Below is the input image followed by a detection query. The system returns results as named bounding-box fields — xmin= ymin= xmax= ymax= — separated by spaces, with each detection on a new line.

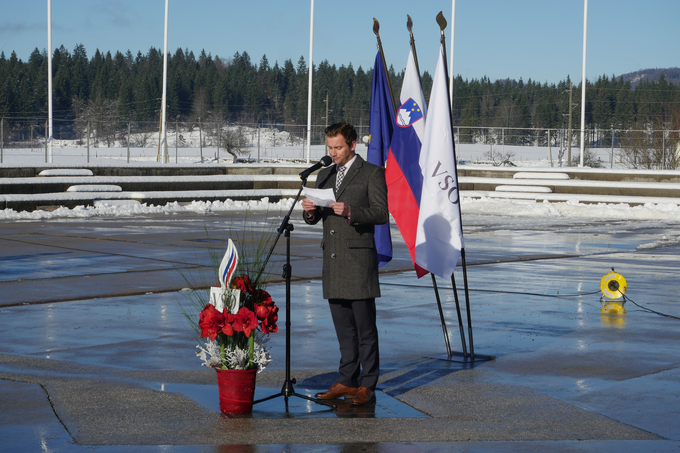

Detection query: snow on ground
xmin=462 ymin=197 xmax=680 ymax=220
xmin=2 ymin=125 xmax=314 ymax=165
xmin=2 ymin=137 xmax=679 ymax=222
xmin=2 ymin=195 xmax=680 ymax=222
xmin=1 ymin=139 xmax=620 ymax=168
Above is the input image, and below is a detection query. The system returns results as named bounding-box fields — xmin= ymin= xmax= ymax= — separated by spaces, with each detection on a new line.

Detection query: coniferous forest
xmin=1 ymin=45 xmax=680 ymax=146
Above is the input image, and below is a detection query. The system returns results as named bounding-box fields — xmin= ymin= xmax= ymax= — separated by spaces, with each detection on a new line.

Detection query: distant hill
xmin=617 ymin=67 xmax=680 ymax=88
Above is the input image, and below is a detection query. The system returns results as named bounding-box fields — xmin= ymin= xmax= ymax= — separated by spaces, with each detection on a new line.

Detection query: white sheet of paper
xmin=303 ymin=187 xmax=336 ymax=207
xmin=210 ymin=286 xmax=241 ymax=314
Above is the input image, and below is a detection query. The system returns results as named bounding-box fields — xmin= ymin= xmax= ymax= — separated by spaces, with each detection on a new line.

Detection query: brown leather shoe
xmin=315 ymin=382 xmax=358 ymax=400
xmin=350 ymin=386 xmax=376 ymax=406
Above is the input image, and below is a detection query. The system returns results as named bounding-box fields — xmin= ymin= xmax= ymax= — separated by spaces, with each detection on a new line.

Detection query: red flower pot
xmin=215 ymin=368 xmax=258 ymax=414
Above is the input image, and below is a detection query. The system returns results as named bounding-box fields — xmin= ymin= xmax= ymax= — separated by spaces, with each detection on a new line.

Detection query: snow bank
xmin=66 ymin=185 xmax=123 ymax=192
xmin=636 ymin=235 xmax=680 ymax=250
xmin=39 ymin=169 xmax=94 ymax=177
xmin=3 ymin=195 xmax=680 ymax=222
xmin=0 ymin=197 xmax=296 ymax=221
xmin=461 ymin=197 xmax=680 ymax=220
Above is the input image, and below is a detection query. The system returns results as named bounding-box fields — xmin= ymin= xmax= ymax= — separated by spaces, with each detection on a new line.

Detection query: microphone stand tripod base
xmin=427 ymin=351 xmax=496 ymax=363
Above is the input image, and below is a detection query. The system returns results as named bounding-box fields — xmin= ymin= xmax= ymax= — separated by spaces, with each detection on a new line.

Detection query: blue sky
xmin=1 ymin=0 xmax=678 ymax=84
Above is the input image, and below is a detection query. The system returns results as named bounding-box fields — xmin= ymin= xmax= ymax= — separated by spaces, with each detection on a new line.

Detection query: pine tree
xmin=613 ymin=80 xmax=634 ymax=130
xmin=281 ymin=59 xmax=297 ymax=125
xmin=0 ymin=51 xmax=9 ymax=117
xmin=294 ymin=56 xmax=308 ymax=126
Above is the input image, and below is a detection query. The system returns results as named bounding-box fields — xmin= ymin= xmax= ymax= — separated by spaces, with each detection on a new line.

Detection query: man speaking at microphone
xmin=301 ymin=122 xmax=389 ymax=406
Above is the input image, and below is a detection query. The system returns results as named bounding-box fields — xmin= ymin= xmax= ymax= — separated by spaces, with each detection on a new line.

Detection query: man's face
xmin=327 ymin=134 xmax=356 ymax=167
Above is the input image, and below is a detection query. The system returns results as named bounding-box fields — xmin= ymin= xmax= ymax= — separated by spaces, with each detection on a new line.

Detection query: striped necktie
xmin=335 ymin=166 xmax=346 ymax=192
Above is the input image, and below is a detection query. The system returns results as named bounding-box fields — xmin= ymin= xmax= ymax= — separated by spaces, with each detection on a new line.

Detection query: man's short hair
xmin=325 ymin=122 xmax=357 ymax=147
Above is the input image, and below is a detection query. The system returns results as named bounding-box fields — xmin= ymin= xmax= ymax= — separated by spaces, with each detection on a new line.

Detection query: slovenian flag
xmin=415 ymin=44 xmax=464 ymax=279
xmin=367 ymin=51 xmax=394 ymax=267
xmin=386 ymin=49 xmax=429 ymax=277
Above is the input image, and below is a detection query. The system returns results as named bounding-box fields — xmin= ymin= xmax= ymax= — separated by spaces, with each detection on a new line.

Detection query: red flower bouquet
xmin=196 ymin=272 xmax=278 ymax=371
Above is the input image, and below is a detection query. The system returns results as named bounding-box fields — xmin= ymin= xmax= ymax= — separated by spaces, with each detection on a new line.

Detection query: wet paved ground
xmin=1 ymin=211 xmax=679 ymax=452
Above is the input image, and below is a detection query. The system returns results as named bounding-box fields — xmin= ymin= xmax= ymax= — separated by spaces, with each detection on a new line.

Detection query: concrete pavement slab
xmin=1 ymin=212 xmax=679 ymax=451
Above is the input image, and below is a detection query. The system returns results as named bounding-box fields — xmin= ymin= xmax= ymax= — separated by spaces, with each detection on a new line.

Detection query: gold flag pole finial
xmin=373 ymin=18 xmax=381 ymax=51
xmin=436 ymin=11 xmax=447 ymax=42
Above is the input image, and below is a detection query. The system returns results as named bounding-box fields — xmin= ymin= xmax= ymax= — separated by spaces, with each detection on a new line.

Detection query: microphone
xmin=299 ymin=155 xmax=333 ymax=180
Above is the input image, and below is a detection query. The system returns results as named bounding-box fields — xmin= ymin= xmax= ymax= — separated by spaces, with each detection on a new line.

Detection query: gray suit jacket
xmin=303 ymin=154 xmax=389 ymax=300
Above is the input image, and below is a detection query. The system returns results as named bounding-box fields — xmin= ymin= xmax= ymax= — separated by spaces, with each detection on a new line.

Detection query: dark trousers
xmin=328 ymin=298 xmax=379 ymax=390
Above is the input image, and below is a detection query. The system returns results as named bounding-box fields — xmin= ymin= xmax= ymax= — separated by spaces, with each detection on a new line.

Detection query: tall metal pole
xmin=449 ymin=0 xmax=456 ymax=107
xmin=305 ymin=0 xmax=315 ymax=164
xmin=47 ymin=0 xmax=53 ymax=163
xmin=567 ymin=82 xmax=573 ymax=166
xmin=579 ymin=0 xmax=588 ymax=167
xmin=159 ymin=0 xmax=169 ymax=163
xmin=1 ymin=117 xmax=3 ymax=164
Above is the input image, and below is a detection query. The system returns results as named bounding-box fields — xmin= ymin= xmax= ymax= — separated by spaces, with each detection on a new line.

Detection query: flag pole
xmin=449 ymin=0 xmax=456 ymax=107
xmin=372 ymin=19 xmax=397 ymax=113
xmin=436 ymin=11 xmax=477 ymax=361
xmin=407 ymin=14 xmax=457 ymax=359
xmin=305 ymin=0 xmax=315 ymax=165
xmin=366 ymin=20 xmax=396 ymax=270
xmin=159 ymin=0 xmax=169 ymax=163
xmin=406 ymin=15 xmax=421 ymax=78
xmin=47 ymin=0 xmax=53 ymax=163
xmin=579 ymin=0 xmax=588 ymax=167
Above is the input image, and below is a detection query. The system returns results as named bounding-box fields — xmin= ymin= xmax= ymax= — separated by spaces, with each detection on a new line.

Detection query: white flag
xmin=414 ymin=44 xmax=464 ymax=279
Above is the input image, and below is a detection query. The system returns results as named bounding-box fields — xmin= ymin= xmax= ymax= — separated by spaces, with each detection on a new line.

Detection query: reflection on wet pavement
xmin=156 ymin=383 xmax=428 ymax=419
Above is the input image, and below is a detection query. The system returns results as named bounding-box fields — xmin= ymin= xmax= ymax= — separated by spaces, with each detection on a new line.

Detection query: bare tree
xmin=220 ymin=126 xmax=249 ymax=163
xmin=131 ymin=129 xmax=154 ymax=148
xmin=72 ymin=97 xmax=120 ymax=147
xmin=619 ymin=127 xmax=663 ymax=169
xmin=570 ymin=148 xmax=604 ymax=168
xmin=483 ymin=147 xmax=516 ymax=166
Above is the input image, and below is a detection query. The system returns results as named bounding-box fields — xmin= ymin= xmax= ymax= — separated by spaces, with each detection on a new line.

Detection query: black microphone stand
xmin=253 ymin=176 xmax=336 ymax=410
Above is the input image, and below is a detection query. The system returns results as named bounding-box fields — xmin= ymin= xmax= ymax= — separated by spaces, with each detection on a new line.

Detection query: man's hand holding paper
xmin=302 ymin=187 xmax=336 ymax=208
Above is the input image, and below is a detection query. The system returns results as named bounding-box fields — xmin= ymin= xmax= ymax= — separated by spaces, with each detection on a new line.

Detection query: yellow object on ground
xmin=601 ymin=272 xmax=627 ymax=299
